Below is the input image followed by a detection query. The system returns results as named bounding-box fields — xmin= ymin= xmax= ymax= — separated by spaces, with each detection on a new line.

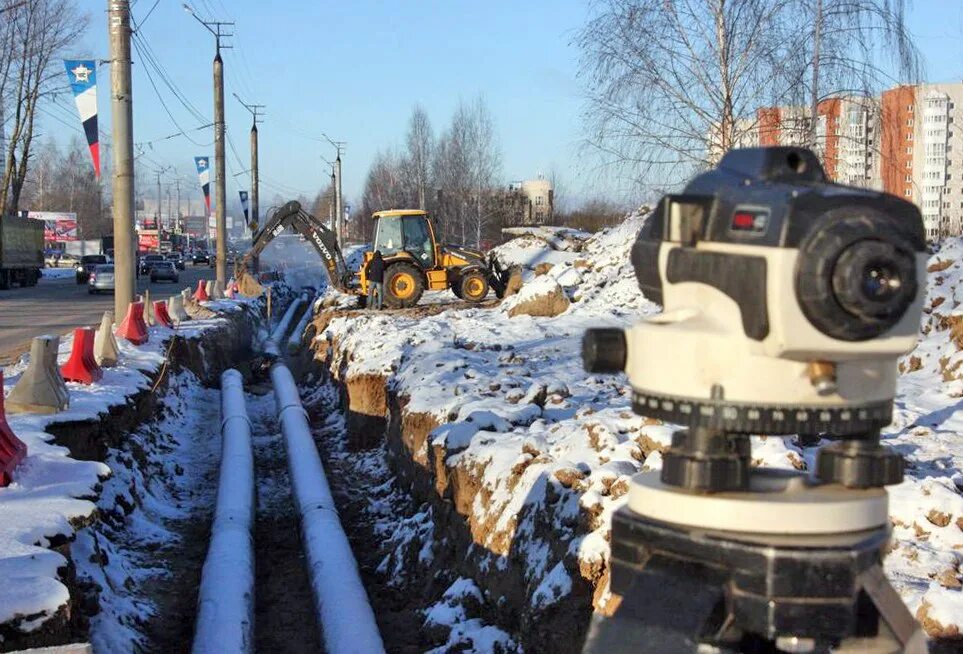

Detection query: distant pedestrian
xmin=366 ymin=250 xmax=385 ymax=310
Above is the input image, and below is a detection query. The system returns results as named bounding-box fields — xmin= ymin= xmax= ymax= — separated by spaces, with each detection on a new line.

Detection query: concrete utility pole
xmin=108 ymin=0 xmax=135 ymax=321
xmin=234 ymin=94 xmax=263 ymax=270
xmin=175 ymin=178 xmax=181 ymax=231
xmin=322 ymin=133 xmax=345 ymax=243
xmin=185 ymin=3 xmax=233 ymax=285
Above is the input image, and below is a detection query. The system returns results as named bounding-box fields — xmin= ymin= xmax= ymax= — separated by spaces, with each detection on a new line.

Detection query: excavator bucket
xmin=236 ymin=264 xmax=264 ymax=297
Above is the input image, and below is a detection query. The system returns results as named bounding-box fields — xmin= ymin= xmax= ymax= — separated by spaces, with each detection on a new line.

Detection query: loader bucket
xmin=489 ymin=255 xmax=523 ymax=299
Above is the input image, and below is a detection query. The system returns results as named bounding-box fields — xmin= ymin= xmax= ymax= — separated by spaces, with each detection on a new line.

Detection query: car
xmin=192 ymin=252 xmax=210 ymax=265
xmin=87 ymin=264 xmax=115 ymax=294
xmin=76 ymin=254 xmax=109 ymax=284
xmin=139 ymin=253 xmax=166 ymax=275
xmin=150 ymin=261 xmax=179 ymax=283
xmin=57 ymin=253 xmax=80 ymax=269
xmin=168 ymin=253 xmax=185 ymax=270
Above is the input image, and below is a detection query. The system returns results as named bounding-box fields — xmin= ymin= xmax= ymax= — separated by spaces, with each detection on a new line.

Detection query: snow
xmin=423 ymin=578 xmax=520 ymax=654
xmin=0 ymin=301 xmax=254 ymax=636
xmin=318 ymin=214 xmax=963 ymax=640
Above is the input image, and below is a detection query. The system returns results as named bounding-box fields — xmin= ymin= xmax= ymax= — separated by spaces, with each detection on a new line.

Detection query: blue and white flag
xmin=239 ymin=190 xmax=249 ymax=221
xmin=64 ymin=60 xmax=99 ymax=179
xmin=194 ymin=156 xmax=211 ymax=215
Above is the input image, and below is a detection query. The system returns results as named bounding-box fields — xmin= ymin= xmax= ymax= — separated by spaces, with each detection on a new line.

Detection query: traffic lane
xmin=0 ymin=265 xmax=216 ymax=365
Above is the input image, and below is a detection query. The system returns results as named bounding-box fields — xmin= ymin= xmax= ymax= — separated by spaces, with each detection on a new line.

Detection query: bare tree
xmin=577 ymin=0 xmax=794 ymax=190
xmin=405 ymin=105 xmax=434 ymax=211
xmin=1 ymin=0 xmax=88 ymax=214
xmin=466 ymin=96 xmax=501 ymax=246
xmin=789 ymin=0 xmax=921 ymax=147
xmin=362 ymin=148 xmax=410 ymax=216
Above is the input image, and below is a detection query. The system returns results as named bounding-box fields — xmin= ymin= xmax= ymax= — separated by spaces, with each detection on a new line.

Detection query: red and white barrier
xmin=116 ymin=301 xmax=149 ymax=345
xmin=153 ymin=300 xmax=174 ymax=328
xmin=60 ymin=327 xmax=104 ymax=384
xmin=0 ymin=371 xmax=28 ymax=487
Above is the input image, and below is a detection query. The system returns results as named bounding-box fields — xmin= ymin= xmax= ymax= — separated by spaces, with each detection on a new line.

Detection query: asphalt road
xmin=0 ymin=265 xmax=216 ymax=365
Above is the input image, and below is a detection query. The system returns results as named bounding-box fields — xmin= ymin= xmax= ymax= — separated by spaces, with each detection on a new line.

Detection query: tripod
xmin=581 ymin=428 xmax=926 ymax=654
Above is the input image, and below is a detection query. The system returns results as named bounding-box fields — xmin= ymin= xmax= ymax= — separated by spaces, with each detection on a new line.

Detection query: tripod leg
xmin=857 ymin=566 xmax=927 ymax=654
xmin=581 ymin=555 xmax=731 ymax=654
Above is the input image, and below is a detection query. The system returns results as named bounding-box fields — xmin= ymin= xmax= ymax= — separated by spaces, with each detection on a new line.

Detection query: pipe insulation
xmin=270 ymin=362 xmax=385 ymax=654
xmin=192 ymin=369 xmax=256 ymax=654
xmin=264 ymin=291 xmax=307 ymax=357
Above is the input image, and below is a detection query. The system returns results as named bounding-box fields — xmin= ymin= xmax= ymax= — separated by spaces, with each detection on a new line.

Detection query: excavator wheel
xmin=460 ymin=270 xmax=489 ymax=303
xmin=384 ymin=262 xmax=424 ymax=309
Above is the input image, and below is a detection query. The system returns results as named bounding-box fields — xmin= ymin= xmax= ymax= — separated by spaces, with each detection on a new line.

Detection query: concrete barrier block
xmin=168 ymin=296 xmax=190 ymax=324
xmin=94 ymin=311 xmax=120 ymax=367
xmin=204 ymin=280 xmax=214 ymax=299
xmin=212 ymin=280 xmax=225 ymax=300
xmin=6 ymin=336 xmax=69 ymax=414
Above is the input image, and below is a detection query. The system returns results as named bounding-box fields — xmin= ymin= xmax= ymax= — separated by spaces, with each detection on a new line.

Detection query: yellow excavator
xmin=235 ymin=201 xmax=522 ymax=308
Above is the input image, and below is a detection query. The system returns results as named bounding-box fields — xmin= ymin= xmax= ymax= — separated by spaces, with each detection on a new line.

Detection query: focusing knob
xmin=582 ymin=328 xmax=627 ymax=373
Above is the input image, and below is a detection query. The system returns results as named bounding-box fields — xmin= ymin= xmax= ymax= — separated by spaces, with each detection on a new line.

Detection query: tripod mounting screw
xmin=583 ymin=328 xmax=627 ymax=373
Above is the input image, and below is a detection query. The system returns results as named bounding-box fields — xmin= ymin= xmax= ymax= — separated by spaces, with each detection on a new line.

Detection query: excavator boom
xmin=238 ymin=201 xmax=350 ymax=295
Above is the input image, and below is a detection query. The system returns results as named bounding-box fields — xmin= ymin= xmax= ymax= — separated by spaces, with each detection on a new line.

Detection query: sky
xmin=45 ymin=0 xmax=963 ymax=217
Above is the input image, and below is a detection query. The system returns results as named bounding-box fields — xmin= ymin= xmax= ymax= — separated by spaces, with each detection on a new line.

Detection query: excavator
xmin=235 ymin=200 xmax=522 ymax=308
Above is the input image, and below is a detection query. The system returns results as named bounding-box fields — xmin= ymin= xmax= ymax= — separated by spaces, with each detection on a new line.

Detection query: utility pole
xmin=234 ymin=93 xmax=263 ymax=270
xmin=109 ymin=0 xmax=135 ymax=321
xmin=322 ymin=133 xmax=345 ymax=244
xmin=185 ymin=3 xmax=233 ymax=285
xmin=175 ymin=178 xmax=181 ymax=232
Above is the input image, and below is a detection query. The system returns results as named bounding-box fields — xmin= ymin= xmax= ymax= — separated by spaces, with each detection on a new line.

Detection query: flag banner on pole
xmin=64 ymin=60 xmax=99 ymax=179
xmin=239 ymin=190 xmax=249 ymax=221
xmin=194 ymin=156 xmax=211 ymax=216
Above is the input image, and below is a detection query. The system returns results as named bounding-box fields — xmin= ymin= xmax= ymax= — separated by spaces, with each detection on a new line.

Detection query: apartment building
xmin=507 ymin=177 xmax=554 ymax=225
xmin=723 ymin=81 xmax=963 ymax=240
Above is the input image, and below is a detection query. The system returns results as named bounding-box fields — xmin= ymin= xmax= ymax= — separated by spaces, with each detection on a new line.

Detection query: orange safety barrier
xmin=116 ymin=300 xmax=149 ymax=345
xmin=60 ymin=327 xmax=104 ymax=384
xmin=153 ymin=300 xmax=174 ymax=328
xmin=0 ymin=371 xmax=28 ymax=487
xmin=194 ymin=279 xmax=210 ymax=301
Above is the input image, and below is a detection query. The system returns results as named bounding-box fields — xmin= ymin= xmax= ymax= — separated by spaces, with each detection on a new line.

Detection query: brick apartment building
xmin=722 ymin=82 xmax=963 ymax=240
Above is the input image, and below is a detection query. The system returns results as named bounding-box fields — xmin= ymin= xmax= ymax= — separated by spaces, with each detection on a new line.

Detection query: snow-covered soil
xmin=311 ymin=214 xmax=963 ymax=649
xmin=0 ymin=298 xmax=260 ymax=647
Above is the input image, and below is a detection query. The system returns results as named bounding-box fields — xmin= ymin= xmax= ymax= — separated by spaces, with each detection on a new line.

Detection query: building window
xmin=906 ymin=147 xmax=912 ymax=154
xmin=907 ymin=119 xmax=914 ymax=126
xmin=906 ymin=161 xmax=912 ymax=168
xmin=905 ymin=189 xmax=912 ymax=197
xmin=905 ymin=175 xmax=912 ymax=182
xmin=907 ymin=133 xmax=913 ymax=140
xmin=535 ymin=196 xmax=543 ymax=206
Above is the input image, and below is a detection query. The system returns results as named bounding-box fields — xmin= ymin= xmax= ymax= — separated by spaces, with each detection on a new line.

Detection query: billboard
xmin=138 ymin=231 xmax=159 ymax=252
xmin=184 ymin=215 xmax=207 ymax=237
xmin=28 ymin=211 xmax=78 ymax=242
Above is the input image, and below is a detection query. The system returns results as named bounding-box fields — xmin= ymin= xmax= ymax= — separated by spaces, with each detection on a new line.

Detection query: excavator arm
xmin=241 ymin=200 xmax=351 ymax=291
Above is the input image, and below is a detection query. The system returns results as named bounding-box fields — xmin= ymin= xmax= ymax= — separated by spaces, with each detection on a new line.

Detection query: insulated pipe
xmin=286 ymin=297 xmax=316 ymax=352
xmin=270 ymin=362 xmax=385 ymax=654
xmin=264 ymin=291 xmax=307 ymax=357
xmin=192 ymin=369 xmax=255 ymax=654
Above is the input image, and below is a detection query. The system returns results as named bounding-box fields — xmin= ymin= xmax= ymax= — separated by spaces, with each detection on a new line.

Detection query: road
xmin=0 ymin=265 xmax=216 ymax=364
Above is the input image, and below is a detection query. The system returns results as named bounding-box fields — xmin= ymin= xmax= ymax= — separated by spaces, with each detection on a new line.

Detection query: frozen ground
xmin=316 ymin=213 xmax=963 ymax=645
xmin=0 ymin=301 xmax=254 ymax=642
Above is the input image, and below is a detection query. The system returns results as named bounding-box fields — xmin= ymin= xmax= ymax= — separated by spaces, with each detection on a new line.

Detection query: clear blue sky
xmin=50 ymin=0 xmax=963 ymax=214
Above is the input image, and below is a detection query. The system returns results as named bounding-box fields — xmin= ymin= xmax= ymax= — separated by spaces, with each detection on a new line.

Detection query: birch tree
xmin=405 ymin=105 xmax=434 ymax=211
xmin=576 ymin=0 xmax=796 ymax=189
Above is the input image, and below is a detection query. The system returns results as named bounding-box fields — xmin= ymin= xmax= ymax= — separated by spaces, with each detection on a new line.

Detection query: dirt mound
xmin=505 ymin=278 xmax=569 ymax=318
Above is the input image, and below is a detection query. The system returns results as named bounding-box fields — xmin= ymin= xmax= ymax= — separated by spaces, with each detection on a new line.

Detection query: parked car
xmin=87 ymin=264 xmax=115 ymax=294
xmin=192 ymin=251 xmax=210 ymax=265
xmin=76 ymin=254 xmax=109 ymax=284
xmin=139 ymin=253 xmax=166 ymax=275
xmin=57 ymin=253 xmax=80 ymax=269
xmin=150 ymin=261 xmax=179 ymax=283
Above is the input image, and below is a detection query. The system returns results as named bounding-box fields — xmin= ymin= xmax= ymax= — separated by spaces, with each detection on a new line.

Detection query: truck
xmin=0 ymin=215 xmax=43 ymax=289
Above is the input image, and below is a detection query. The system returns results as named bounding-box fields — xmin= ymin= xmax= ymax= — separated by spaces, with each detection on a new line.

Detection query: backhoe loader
xmin=235 ymin=201 xmax=522 ymax=308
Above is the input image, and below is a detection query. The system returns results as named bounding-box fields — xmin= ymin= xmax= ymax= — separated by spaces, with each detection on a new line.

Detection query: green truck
xmin=0 ymin=215 xmax=43 ymax=289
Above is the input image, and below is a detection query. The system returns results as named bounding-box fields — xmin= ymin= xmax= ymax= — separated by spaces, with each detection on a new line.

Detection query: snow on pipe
xmin=286 ymin=296 xmax=316 ymax=352
xmin=270 ymin=362 xmax=386 ymax=654
xmin=264 ymin=292 xmax=307 ymax=357
xmin=192 ymin=369 xmax=256 ymax=654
